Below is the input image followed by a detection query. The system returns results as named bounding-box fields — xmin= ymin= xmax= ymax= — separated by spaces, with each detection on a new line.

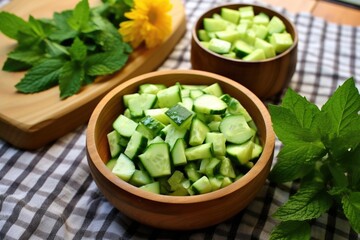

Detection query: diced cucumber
xmin=268 ymin=16 xmax=286 ymax=34
xmin=128 ymin=93 xmax=157 ymax=117
xmin=205 ymin=157 xmax=221 ymax=177
xmin=139 ymin=142 xmax=171 ymax=178
xmin=221 ymin=8 xmax=241 ymax=24
xmin=164 ymin=124 xmax=188 ymax=150
xmin=112 ymin=153 xmax=136 ymax=182
xmin=189 ymin=118 xmax=210 ymax=146
xmin=124 ymin=131 xmax=147 ymax=159
xmin=198 ymin=29 xmax=211 ymax=41
xmin=243 ymin=48 xmax=266 ymax=61
xmin=140 ymin=181 xmax=160 ymax=194
xmin=220 ymin=94 xmax=252 ymax=121
xmin=181 ymin=97 xmax=194 ymax=111
xmin=220 ymin=115 xmax=254 ymax=144
xmin=165 ymin=103 xmax=195 ymax=129
xmin=139 ymin=83 xmax=166 ymax=94
xmin=253 ymin=12 xmax=270 ymax=25
xmin=191 ymin=176 xmax=212 ymax=194
xmin=113 ymin=115 xmax=138 ymax=138
xmin=194 ymin=94 xmax=228 ymax=115
xmin=205 ymin=132 xmax=226 ymax=156
xmin=189 ymin=89 xmax=204 ymax=99
xmin=221 ymin=176 xmax=233 ymax=188
xmin=252 ymin=24 xmax=268 ymax=39
xmin=157 ymin=85 xmax=182 ymax=108
xmin=202 ymin=83 xmax=223 ymax=97
xmin=215 ymin=30 xmax=241 ymax=43
xmin=254 ymin=38 xmax=276 ymax=58
xmin=107 ymin=130 xmax=122 ymax=158
xmin=185 ymin=143 xmax=213 ymax=161
xmin=226 ymin=140 xmax=255 ymax=165
xmin=184 ymin=162 xmax=201 ymax=182
xmin=245 ymin=28 xmax=256 ymax=45
xmin=147 ymin=135 xmax=164 ymax=145
xmin=270 ymin=32 xmax=294 ymax=53
xmin=171 ymin=138 xmax=188 ymax=166
xmin=199 ymin=158 xmax=210 ymax=174
xmin=106 ymin=158 xmax=117 ymax=171
xmin=209 ymin=177 xmax=223 ymax=191
xmin=129 ymin=169 xmax=153 ymax=187
xmin=167 ymin=170 xmax=185 ymax=191
xmin=239 ymin=6 xmax=254 ymax=20
xmin=136 ymin=115 xmax=165 ymax=140
xmin=144 ymin=108 xmax=170 ymax=125
xmin=219 ymin=157 xmax=236 ymax=178
xmin=203 ymin=18 xmax=227 ymax=32
xmin=252 ymin=143 xmax=263 ymax=159
xmin=233 ymin=40 xmax=253 ymax=58
xmin=123 ymin=93 xmax=140 ymax=107
xmin=208 ymin=38 xmax=231 ymax=54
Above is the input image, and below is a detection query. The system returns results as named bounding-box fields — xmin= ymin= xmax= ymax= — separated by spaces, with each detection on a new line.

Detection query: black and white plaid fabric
xmin=1 ymin=0 xmax=359 ymax=239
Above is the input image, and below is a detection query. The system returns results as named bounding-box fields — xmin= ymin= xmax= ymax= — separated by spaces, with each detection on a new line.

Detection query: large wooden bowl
xmin=86 ymin=70 xmax=275 ymax=230
xmin=191 ymin=4 xmax=298 ymax=100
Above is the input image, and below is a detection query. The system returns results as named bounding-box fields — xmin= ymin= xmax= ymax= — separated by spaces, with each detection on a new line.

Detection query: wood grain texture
xmin=190 ymin=4 xmax=298 ymax=100
xmin=86 ymin=70 xmax=275 ymax=230
xmin=0 ymin=0 xmax=186 ymax=150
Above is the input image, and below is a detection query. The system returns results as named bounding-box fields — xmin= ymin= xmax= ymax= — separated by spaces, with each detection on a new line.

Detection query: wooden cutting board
xmin=0 ymin=0 xmax=186 ymax=150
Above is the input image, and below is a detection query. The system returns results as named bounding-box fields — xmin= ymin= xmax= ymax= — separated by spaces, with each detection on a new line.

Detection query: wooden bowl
xmin=86 ymin=70 xmax=275 ymax=230
xmin=191 ymin=4 xmax=298 ymax=100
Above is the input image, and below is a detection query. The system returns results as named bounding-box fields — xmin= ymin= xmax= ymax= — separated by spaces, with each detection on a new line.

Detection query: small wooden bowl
xmin=86 ymin=70 xmax=275 ymax=230
xmin=191 ymin=4 xmax=298 ymax=99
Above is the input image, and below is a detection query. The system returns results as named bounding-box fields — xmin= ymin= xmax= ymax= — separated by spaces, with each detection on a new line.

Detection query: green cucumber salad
xmin=106 ymin=82 xmax=263 ymax=195
xmin=198 ymin=6 xmax=294 ymax=61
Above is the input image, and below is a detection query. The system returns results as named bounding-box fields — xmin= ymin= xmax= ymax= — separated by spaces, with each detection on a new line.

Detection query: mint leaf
xmin=0 ymin=11 xmax=31 ymax=39
xmin=28 ymin=16 xmax=47 ymax=38
xmin=321 ymin=77 xmax=360 ymax=136
xmin=49 ymin=11 xmax=78 ymax=42
xmin=270 ymin=221 xmax=311 ymax=240
xmin=67 ymin=0 xmax=91 ymax=31
xmin=269 ymin=142 xmax=326 ymax=183
xmin=85 ymin=51 xmax=128 ymax=76
xmin=7 ymin=48 xmax=45 ymax=66
xmin=268 ymin=105 xmax=320 ymax=145
xmin=342 ymin=192 xmax=360 ymax=233
xmin=282 ymin=88 xmax=321 ymax=130
xmin=69 ymin=38 xmax=87 ymax=61
xmin=2 ymin=58 xmax=31 ymax=71
xmin=273 ymin=184 xmax=333 ymax=221
xmin=15 ymin=59 xmax=65 ymax=93
xmin=59 ymin=61 xmax=84 ymax=99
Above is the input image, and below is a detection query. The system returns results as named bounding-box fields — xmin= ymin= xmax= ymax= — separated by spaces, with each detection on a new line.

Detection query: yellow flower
xmin=119 ymin=0 xmax=173 ymax=49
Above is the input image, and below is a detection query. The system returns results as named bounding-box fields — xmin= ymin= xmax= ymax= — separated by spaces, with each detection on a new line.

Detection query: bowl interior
xmin=86 ymin=70 xmax=275 ymax=204
xmin=193 ymin=3 xmax=298 ymax=62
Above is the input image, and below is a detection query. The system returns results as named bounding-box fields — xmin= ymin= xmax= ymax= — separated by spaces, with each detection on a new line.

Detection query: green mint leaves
xmin=0 ymin=0 xmax=133 ymax=99
xmin=269 ymin=77 xmax=360 ymax=238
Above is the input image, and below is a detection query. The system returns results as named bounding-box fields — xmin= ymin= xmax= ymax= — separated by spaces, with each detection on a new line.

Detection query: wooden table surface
xmin=262 ymin=0 xmax=360 ymax=26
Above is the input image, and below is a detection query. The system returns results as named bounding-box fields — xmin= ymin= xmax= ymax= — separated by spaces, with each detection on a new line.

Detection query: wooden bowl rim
xmin=86 ymin=69 xmax=275 ymax=204
xmin=191 ymin=3 xmax=298 ymax=63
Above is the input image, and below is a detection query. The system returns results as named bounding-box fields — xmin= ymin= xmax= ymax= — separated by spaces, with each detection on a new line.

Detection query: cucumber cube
xmin=243 ymin=48 xmax=266 ymax=61
xmin=112 ymin=115 xmax=138 ymax=138
xmin=140 ymin=181 xmax=160 ymax=194
xmin=208 ymin=38 xmax=231 ymax=54
xmin=254 ymin=38 xmax=276 ymax=58
xmin=220 ymin=157 xmax=236 ymax=178
xmin=268 ymin=16 xmax=286 ymax=34
xmin=139 ymin=83 xmax=166 ymax=94
xmin=253 ymin=12 xmax=270 ymax=25
xmin=239 ymin=6 xmax=254 ymax=20
xmin=112 ymin=153 xmax=136 ymax=182
xmin=191 ymin=176 xmax=212 ymax=194
xmin=205 ymin=132 xmax=226 ymax=156
xmin=226 ymin=140 xmax=255 ymax=165
xmin=252 ymin=24 xmax=268 ymax=39
xmin=165 ymin=103 xmax=195 ymax=129
xmin=171 ymin=138 xmax=188 ymax=166
xmin=270 ymin=32 xmax=294 ymax=53
xmin=236 ymin=23 xmax=249 ymax=39
xmin=215 ymin=30 xmax=242 ymax=43
xmin=157 ymin=85 xmax=182 ymax=108
xmin=203 ymin=18 xmax=227 ymax=32
xmin=221 ymin=7 xmax=241 ymax=24
xmin=233 ymin=40 xmax=253 ymax=58
xmin=198 ymin=29 xmax=210 ymax=41
xmin=129 ymin=169 xmax=152 ymax=186
xmin=107 ymin=130 xmax=122 ymax=158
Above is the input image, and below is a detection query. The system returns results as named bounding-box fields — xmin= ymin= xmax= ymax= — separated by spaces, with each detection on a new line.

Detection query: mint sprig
xmin=269 ymin=77 xmax=360 ymax=239
xmin=0 ymin=0 xmax=133 ymax=99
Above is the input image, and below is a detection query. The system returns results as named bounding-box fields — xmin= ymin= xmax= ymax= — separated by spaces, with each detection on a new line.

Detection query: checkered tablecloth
xmin=1 ymin=0 xmax=359 ymax=239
